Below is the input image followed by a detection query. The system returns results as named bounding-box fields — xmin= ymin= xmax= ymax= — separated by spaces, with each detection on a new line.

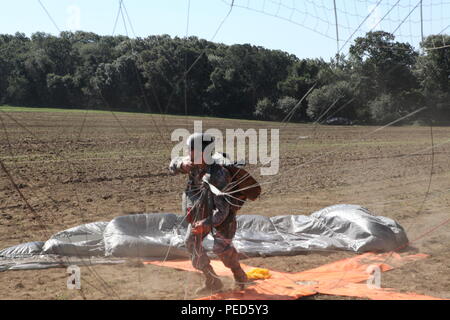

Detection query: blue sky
xmin=1 ymin=1 xmax=449 ymax=60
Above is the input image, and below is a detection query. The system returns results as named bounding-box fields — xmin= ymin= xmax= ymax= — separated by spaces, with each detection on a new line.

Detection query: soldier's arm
xmin=169 ymin=156 xmax=190 ymax=175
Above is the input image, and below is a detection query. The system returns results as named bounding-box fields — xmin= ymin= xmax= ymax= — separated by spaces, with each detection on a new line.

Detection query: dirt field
xmin=0 ymin=106 xmax=449 ymax=300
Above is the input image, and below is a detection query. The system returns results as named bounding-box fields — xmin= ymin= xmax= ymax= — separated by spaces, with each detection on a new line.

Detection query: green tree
xmin=307 ymin=80 xmax=360 ymax=122
xmin=415 ymin=35 xmax=450 ymax=123
xmin=348 ymin=31 xmax=421 ymax=123
xmin=254 ymin=97 xmax=276 ymax=120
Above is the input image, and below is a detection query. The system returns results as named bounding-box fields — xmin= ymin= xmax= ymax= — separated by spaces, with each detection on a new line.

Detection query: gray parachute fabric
xmin=0 ymin=241 xmax=45 ymax=258
xmin=0 ymin=204 xmax=409 ymax=271
xmin=104 ymin=213 xmax=189 ymax=258
xmin=42 ymin=221 xmax=109 ymax=256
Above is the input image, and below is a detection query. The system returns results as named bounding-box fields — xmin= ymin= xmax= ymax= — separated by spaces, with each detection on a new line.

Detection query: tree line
xmin=0 ymin=30 xmax=449 ymax=124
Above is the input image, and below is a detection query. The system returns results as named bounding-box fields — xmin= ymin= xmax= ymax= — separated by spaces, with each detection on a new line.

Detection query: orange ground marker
xmin=143 ymin=252 xmax=444 ymax=300
xmin=145 ymin=259 xmax=317 ymax=300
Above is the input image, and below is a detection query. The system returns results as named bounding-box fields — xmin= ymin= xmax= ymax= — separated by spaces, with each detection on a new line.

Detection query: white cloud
xmin=366 ymin=4 xmax=382 ymax=31
xmin=66 ymin=5 xmax=81 ymax=31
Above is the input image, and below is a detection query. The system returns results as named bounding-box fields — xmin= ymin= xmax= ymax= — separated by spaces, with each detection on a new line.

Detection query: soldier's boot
xmin=231 ymin=266 xmax=251 ymax=290
xmin=195 ymin=264 xmax=224 ymax=296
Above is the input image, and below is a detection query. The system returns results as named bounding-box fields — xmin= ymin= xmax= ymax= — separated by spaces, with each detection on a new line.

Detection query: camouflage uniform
xmin=169 ymin=156 xmax=243 ymax=273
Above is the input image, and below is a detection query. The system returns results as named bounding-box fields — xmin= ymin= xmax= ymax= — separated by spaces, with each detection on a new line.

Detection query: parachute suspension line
xmin=0 ymin=149 xmax=112 ymax=298
xmin=420 ymin=0 xmax=424 ymax=43
xmin=333 ymin=0 xmax=339 ymax=60
xmin=281 ymin=82 xmax=317 ymax=125
xmin=227 ymin=106 xmax=429 ymax=198
xmin=117 ymin=0 xmax=173 ymax=153
xmin=316 ymin=98 xmax=355 ymax=126
xmin=351 ymin=110 xmax=437 ymax=280
xmin=190 ymin=2 xmax=445 ymax=292
xmin=210 ymin=0 xmax=235 ymax=43
xmin=376 ymin=113 xmax=437 ymax=275
xmin=161 ymin=0 xmax=235 ymax=124
xmin=218 ymin=110 xmax=435 ymax=201
xmin=0 ymin=159 xmax=49 ymax=236
xmin=184 ymin=0 xmax=192 ymax=128
xmin=264 ymin=134 xmax=446 ymax=209
xmin=222 ymin=80 xmax=317 ymax=198
xmin=201 ymin=215 xmax=340 ymax=291
xmin=121 ymin=1 xmax=136 ymax=37
xmin=391 ymin=0 xmax=422 ymax=36
xmin=423 ymin=23 xmax=450 ymax=50
xmin=0 ymin=113 xmax=14 ymax=159
xmin=310 ymin=96 xmax=341 ymax=140
xmin=437 ymin=24 xmax=450 ymax=35
xmin=412 ymin=116 xmax=435 ymax=222
xmin=301 ymin=2 xmax=440 ymax=272
xmin=37 ymin=0 xmax=61 ymax=33
xmin=224 ymin=171 xmax=252 ymax=193
xmin=370 ymin=0 xmax=402 ymax=34
xmin=101 ymin=1 xmax=145 ymax=143
xmin=119 ymin=0 xmax=129 ymax=36
xmin=114 ymin=0 xmax=169 ymax=298
xmin=338 ymin=0 xmax=384 ymax=54
xmin=202 ymin=176 xmax=249 ymax=210
xmin=0 ymin=110 xmax=111 ymax=297
xmin=293 ymin=0 xmax=431 ymax=205
xmin=112 ymin=0 xmax=122 ymax=35
xmin=160 ymin=188 xmax=205 ymax=266
xmin=22 ymin=0 xmax=158 ymax=299
xmin=0 ymin=110 xmax=121 ymax=300
xmin=241 ymin=82 xmax=318 ymax=196
xmin=368 ymin=107 xmax=427 ymax=135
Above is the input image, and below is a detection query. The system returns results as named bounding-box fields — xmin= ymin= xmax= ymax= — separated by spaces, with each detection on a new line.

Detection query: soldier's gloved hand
xmin=180 ymin=160 xmax=193 ymax=173
xmin=192 ymin=219 xmax=212 ymax=235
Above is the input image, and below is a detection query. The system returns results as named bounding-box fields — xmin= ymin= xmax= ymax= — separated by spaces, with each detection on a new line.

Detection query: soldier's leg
xmin=185 ymin=223 xmax=211 ymax=270
xmin=213 ymin=219 xmax=249 ymax=289
xmin=185 ymin=224 xmax=223 ymax=294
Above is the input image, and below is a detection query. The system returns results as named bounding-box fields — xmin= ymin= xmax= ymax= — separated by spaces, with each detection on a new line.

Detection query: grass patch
xmin=0 ymin=149 xmax=167 ymax=164
xmin=0 ymin=105 xmax=155 ymax=116
xmin=280 ymin=139 xmax=432 ymax=151
xmin=0 ymin=105 xmax=282 ymax=125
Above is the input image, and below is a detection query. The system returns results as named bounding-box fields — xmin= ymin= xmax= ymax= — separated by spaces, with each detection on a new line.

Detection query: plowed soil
xmin=0 ymin=107 xmax=449 ymax=300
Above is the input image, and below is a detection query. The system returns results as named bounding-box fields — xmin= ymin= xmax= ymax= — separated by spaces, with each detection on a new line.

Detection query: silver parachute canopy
xmin=0 ymin=204 xmax=408 ymax=271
